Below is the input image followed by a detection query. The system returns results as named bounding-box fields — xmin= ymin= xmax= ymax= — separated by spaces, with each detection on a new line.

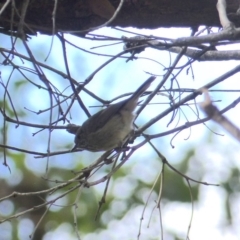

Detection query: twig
xmin=216 ymin=0 xmax=234 ymax=30
xmin=64 ymin=0 xmax=125 ymax=34
xmin=200 ymin=89 xmax=240 ymax=142
xmin=0 ymin=0 xmax=11 ymax=16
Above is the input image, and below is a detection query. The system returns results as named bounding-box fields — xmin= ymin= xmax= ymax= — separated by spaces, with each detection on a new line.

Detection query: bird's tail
xmin=124 ymin=76 xmax=156 ymax=110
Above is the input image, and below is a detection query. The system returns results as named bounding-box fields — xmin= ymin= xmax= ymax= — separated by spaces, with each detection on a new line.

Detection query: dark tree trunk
xmin=0 ymin=0 xmax=239 ymax=36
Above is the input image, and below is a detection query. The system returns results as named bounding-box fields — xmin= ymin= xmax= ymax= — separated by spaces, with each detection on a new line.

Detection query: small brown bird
xmin=67 ymin=76 xmax=156 ymax=151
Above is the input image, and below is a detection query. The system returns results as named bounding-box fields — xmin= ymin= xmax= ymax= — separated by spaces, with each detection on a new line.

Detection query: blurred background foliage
xmin=0 ymin=27 xmax=240 ymax=240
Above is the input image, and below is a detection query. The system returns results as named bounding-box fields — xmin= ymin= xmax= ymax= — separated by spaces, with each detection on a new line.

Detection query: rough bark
xmin=0 ymin=0 xmax=239 ymax=36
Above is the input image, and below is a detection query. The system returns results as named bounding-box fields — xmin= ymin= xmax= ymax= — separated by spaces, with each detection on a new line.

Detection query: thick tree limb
xmin=0 ymin=0 xmax=240 ymax=36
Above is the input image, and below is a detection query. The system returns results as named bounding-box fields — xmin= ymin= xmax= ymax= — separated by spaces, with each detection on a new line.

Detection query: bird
xmin=67 ymin=76 xmax=156 ymax=152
